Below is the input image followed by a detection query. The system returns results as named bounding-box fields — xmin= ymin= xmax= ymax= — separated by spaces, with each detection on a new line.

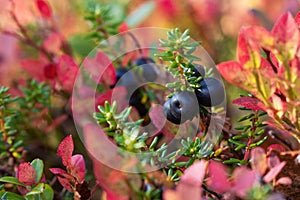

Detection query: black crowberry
xmin=163 ymin=91 xmax=198 ymax=124
xmin=133 ymin=57 xmax=157 ymax=82
xmin=195 ymin=77 xmax=225 ymax=107
xmin=193 ymin=64 xmax=205 ymax=78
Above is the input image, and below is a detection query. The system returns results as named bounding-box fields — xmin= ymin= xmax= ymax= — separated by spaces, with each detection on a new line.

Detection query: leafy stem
xmin=155 ymin=28 xmax=202 ymax=96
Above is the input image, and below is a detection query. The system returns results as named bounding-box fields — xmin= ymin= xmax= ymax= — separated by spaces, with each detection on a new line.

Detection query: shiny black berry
xmin=163 ymin=91 xmax=198 ymax=124
xmin=193 ymin=64 xmax=205 ymax=78
xmin=117 ymin=69 xmax=140 ymax=92
xmin=163 ymin=99 xmax=181 ymax=124
xmin=129 ymin=90 xmax=148 ymax=117
xmin=116 ymin=68 xmax=128 ymax=82
xmin=195 ymin=77 xmax=225 ymax=107
xmin=110 ymin=68 xmax=129 ymax=88
xmin=133 ymin=57 xmax=157 ymax=82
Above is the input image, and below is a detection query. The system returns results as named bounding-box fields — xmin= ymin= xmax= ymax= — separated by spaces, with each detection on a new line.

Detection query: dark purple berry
xmin=129 ymin=90 xmax=148 ymax=117
xmin=163 ymin=99 xmax=181 ymax=124
xmin=116 ymin=68 xmax=128 ymax=81
xmin=163 ymin=91 xmax=199 ymax=124
xmin=195 ymin=77 xmax=225 ymax=107
xmin=133 ymin=57 xmax=157 ymax=82
xmin=193 ymin=64 xmax=205 ymax=78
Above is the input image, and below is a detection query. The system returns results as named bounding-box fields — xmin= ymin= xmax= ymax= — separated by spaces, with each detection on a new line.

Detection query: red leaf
xmin=17 ymin=162 xmax=37 ymax=185
xmin=21 ymin=59 xmax=46 ymax=81
xmin=207 ymin=160 xmax=231 ymax=193
xmin=163 ymin=161 xmax=207 ymax=200
xmin=92 ymin=159 xmax=130 ymax=199
xmin=44 ymin=63 xmax=57 ymax=79
xmin=267 ymin=154 xmax=281 ymax=169
xmin=149 ymin=105 xmax=166 ymax=131
xmin=95 ymin=87 xmax=128 ymax=112
xmin=237 ymin=28 xmax=261 ymax=67
xmin=57 ymin=55 xmax=79 ymax=92
xmin=49 ymin=168 xmax=68 ymax=176
xmin=232 ymin=96 xmax=264 ymax=111
xmin=217 ymin=61 xmax=254 ymax=91
xmin=263 ymin=161 xmax=286 ymax=183
xmin=118 ymin=22 xmax=129 ymax=33
xmin=35 ymin=0 xmax=52 ymax=19
xmin=49 ymin=168 xmax=74 ymax=182
xmin=272 ymin=12 xmax=300 ymax=60
xmin=244 ymin=26 xmax=275 ymax=51
xmin=57 ymin=135 xmax=74 ymax=167
xmin=231 ymin=167 xmax=256 ymax=198
xmin=57 ymin=176 xmax=73 ymax=192
xmin=267 ymin=144 xmax=286 ymax=154
xmin=276 ymin=177 xmax=292 ymax=185
xmin=42 ymin=33 xmax=62 ymax=54
xmin=158 ymin=0 xmax=178 ymax=18
xmin=295 ymin=12 xmax=300 ymax=28
xmin=83 ymin=51 xmax=116 ymax=86
xmin=70 ymin=154 xmax=86 ymax=184
xmin=180 ymin=160 xmax=207 ymax=187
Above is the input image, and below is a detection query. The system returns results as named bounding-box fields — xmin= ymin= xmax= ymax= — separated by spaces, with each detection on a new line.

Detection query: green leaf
xmin=30 ymin=159 xmax=44 ymax=183
xmin=0 ymin=191 xmax=25 ymax=200
xmin=25 ymin=183 xmax=54 ymax=200
xmin=0 ymin=176 xmax=26 ymax=187
xmin=68 ymin=35 xmax=94 ymax=57
xmin=223 ymin=158 xmax=243 ymax=164
xmin=125 ymin=1 xmax=155 ymax=27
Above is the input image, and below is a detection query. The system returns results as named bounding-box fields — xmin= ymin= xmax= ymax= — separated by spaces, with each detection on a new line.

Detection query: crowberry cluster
xmin=113 ymin=56 xmax=158 ymax=117
xmin=163 ymin=65 xmax=225 ymax=124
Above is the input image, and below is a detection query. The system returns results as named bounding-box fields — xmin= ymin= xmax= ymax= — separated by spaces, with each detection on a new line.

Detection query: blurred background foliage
xmin=0 ymin=0 xmax=299 ymax=198
xmin=0 ymin=0 xmax=298 ymax=123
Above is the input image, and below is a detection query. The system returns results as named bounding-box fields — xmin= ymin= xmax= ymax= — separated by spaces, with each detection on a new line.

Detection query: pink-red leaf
xmin=233 ymin=96 xmax=264 ymax=111
xmin=217 ymin=61 xmax=255 ymax=92
xmin=267 ymin=154 xmax=281 ymax=169
xmin=250 ymin=147 xmax=267 ymax=175
xmin=237 ymin=28 xmax=261 ymax=68
xmin=95 ymin=87 xmax=128 ymax=112
xmin=69 ymin=154 xmax=86 ymax=184
xmin=17 ymin=162 xmax=37 ymax=185
xmin=21 ymin=59 xmax=46 ymax=82
xmin=267 ymin=144 xmax=286 ymax=154
xmin=295 ymin=12 xmax=300 ymax=28
xmin=149 ymin=105 xmax=166 ymax=131
xmin=43 ymin=63 xmax=57 ymax=79
xmin=42 ymin=33 xmax=62 ymax=54
xmin=118 ymin=22 xmax=129 ymax=33
xmin=263 ymin=161 xmax=286 ymax=183
xmin=272 ymin=12 xmax=300 ymax=60
xmin=57 ymin=176 xmax=73 ymax=192
xmin=83 ymin=51 xmax=116 ymax=86
xmin=163 ymin=160 xmax=207 ymax=200
xmin=207 ymin=160 xmax=231 ymax=193
xmin=244 ymin=26 xmax=275 ymax=51
xmin=231 ymin=166 xmax=257 ymax=198
xmin=180 ymin=160 xmax=208 ymax=186
xmin=49 ymin=168 xmax=67 ymax=176
xmin=57 ymin=135 xmax=74 ymax=167
xmin=49 ymin=168 xmax=74 ymax=182
xmin=35 ymin=0 xmax=52 ymax=19
xmin=276 ymin=177 xmax=292 ymax=185
xmin=57 ymin=55 xmax=78 ymax=92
